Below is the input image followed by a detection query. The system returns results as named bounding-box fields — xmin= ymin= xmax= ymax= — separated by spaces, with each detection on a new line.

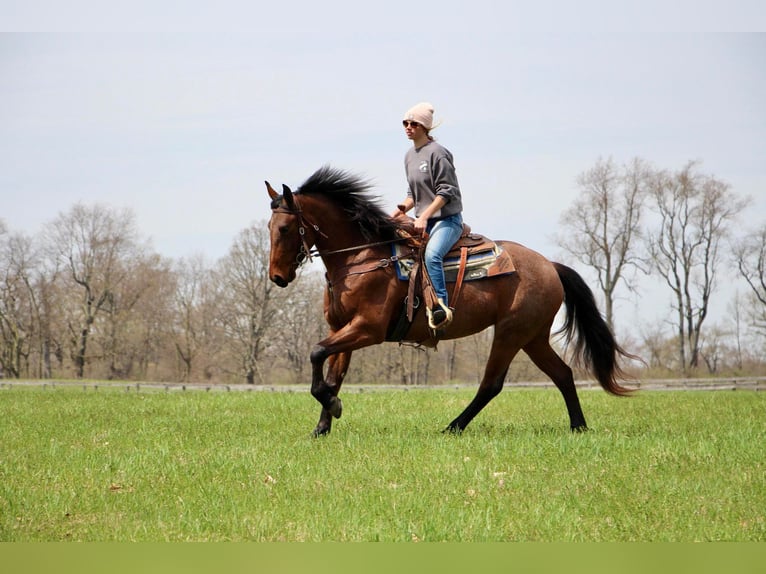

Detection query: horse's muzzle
xmin=270 ymin=274 xmax=289 ymax=288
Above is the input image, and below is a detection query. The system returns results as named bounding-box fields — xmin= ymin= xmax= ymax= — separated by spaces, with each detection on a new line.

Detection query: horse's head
xmin=266 ymin=166 xmax=399 ymax=287
xmin=266 ymin=181 xmax=311 ymax=287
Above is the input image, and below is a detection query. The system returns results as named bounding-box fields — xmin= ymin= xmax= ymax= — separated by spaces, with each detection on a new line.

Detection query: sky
xmin=1 ymin=3 xmax=765 ymax=336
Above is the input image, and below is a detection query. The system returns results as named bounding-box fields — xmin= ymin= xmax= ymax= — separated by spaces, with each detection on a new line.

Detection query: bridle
xmin=272 ymin=198 xmax=326 ymax=266
xmin=272 ymin=195 xmax=410 ymax=272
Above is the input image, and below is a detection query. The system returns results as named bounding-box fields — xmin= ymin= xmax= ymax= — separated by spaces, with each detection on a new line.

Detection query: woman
xmin=392 ymin=102 xmax=464 ymax=330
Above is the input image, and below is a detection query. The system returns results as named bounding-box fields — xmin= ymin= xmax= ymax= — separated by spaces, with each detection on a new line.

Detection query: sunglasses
xmin=402 ymin=120 xmax=422 ymax=128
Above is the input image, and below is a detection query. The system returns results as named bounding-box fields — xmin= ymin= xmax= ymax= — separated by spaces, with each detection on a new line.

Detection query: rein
xmin=312 ymin=238 xmax=406 ymax=258
xmin=273 ymin=199 xmax=410 ymax=275
xmin=320 ymin=239 xmax=416 ymax=286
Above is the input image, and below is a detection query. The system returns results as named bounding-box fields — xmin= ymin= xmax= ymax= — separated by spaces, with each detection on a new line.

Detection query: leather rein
xmin=272 ymin=201 xmax=412 ymax=279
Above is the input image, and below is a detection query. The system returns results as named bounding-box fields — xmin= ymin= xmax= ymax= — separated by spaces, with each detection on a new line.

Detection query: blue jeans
xmin=425 ymin=213 xmax=463 ymax=307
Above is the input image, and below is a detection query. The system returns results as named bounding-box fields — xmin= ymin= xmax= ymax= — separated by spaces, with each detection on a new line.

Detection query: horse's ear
xmin=282 ymin=184 xmax=296 ymax=209
xmin=265 ymin=181 xmax=279 ymax=200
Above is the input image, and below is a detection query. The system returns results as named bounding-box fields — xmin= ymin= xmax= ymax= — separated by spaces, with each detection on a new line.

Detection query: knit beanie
xmin=403 ymin=102 xmax=434 ymax=129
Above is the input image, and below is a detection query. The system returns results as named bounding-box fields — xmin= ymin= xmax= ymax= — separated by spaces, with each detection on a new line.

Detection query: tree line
xmin=1 ymin=158 xmax=764 ymax=384
xmin=0 ymin=202 xmax=461 ymax=385
xmin=555 ymin=158 xmax=765 ymax=375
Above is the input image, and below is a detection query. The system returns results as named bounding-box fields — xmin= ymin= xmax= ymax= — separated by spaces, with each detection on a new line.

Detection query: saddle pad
xmin=392 ymin=242 xmax=515 ymax=282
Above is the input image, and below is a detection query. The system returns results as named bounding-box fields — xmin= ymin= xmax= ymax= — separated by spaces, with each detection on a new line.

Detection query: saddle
xmin=394 ymin=216 xmax=498 ymax=260
xmin=387 ymin=215 xmax=515 ymax=341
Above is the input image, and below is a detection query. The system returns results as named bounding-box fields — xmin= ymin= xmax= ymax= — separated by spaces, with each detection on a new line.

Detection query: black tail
xmin=553 ymin=262 xmax=636 ymax=396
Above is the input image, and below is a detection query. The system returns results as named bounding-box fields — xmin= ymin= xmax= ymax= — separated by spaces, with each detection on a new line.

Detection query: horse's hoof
xmin=571 ymin=424 xmax=589 ymax=433
xmin=312 ymin=425 xmax=330 ymax=438
xmin=329 ymin=397 xmax=343 ymax=419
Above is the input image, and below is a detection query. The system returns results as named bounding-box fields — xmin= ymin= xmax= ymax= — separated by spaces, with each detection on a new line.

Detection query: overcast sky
xmin=1 ymin=4 xmax=765 ymax=333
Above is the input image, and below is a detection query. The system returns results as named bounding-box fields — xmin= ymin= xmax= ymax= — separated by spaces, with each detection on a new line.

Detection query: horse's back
xmin=498 ymin=240 xmax=564 ymax=315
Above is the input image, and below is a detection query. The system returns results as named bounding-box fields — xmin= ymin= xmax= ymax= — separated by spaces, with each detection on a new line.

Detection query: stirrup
xmin=427 ymin=298 xmax=453 ymax=330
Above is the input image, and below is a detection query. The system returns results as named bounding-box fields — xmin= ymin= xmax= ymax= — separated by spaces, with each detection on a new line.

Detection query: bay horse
xmin=266 ymin=166 xmax=635 ymax=436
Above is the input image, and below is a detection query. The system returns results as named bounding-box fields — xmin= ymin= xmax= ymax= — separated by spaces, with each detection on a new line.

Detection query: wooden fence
xmin=1 ymin=377 xmax=765 ymax=393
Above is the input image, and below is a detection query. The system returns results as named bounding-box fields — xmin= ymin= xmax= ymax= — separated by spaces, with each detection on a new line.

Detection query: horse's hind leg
xmin=313 ymin=351 xmax=351 ymax=437
xmin=444 ymin=337 xmax=519 ymax=433
xmin=524 ymin=337 xmax=588 ymax=431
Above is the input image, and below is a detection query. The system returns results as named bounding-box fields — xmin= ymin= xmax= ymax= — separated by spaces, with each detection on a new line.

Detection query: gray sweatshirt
xmin=405 ymin=140 xmax=463 ymax=219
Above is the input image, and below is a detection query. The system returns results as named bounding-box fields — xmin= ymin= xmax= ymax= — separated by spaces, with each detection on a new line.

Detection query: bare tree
xmin=638 ymin=323 xmax=676 ymax=374
xmin=97 ymin=252 xmax=172 ymax=380
xmin=45 ymin=203 xmax=143 ymax=378
xmin=0 ymin=229 xmax=34 ymax=378
xmin=726 ymin=291 xmax=747 ymax=371
xmin=171 ymin=254 xmax=222 ymax=382
xmin=30 ymin=250 xmax=62 ymax=379
xmin=217 ymin=224 xmax=290 ymax=384
xmin=699 ymin=325 xmax=727 ymax=374
xmin=556 ymin=157 xmax=650 ymax=329
xmin=647 ymin=161 xmax=750 ymax=371
xmin=735 ymin=223 xmax=766 ymax=312
xmin=128 ymin=256 xmax=176 ymax=381
xmin=0 ymin=228 xmax=65 ymax=379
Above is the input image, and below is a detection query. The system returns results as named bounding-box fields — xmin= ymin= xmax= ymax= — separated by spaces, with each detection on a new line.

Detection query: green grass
xmin=1 ymin=386 xmax=764 ymax=541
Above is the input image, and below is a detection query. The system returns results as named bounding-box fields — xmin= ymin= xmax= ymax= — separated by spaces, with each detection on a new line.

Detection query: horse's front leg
xmin=309 ymin=320 xmax=385 ymax=436
xmin=313 ymin=351 xmax=351 ymax=437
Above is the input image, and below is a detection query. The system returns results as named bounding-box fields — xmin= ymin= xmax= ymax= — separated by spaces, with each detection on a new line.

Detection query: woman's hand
xmin=413 ymin=196 xmax=446 ymax=234
xmin=414 ymin=214 xmax=429 ymax=234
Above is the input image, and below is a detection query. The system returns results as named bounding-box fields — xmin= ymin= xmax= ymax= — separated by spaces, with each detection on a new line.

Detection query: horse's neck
xmin=300 ymin=199 xmax=355 ymax=249
xmin=300 ymin=197 xmax=389 ymax=269
xmin=318 ymin=233 xmax=387 ymax=266
xmin=313 ymin=217 xmax=388 ymax=270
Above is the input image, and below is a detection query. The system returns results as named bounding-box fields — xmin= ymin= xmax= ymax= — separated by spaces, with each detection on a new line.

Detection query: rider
xmin=391 ymin=102 xmax=464 ymax=330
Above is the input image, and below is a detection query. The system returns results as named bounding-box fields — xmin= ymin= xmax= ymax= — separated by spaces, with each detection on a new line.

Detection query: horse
xmin=266 ymin=166 xmax=635 ymax=436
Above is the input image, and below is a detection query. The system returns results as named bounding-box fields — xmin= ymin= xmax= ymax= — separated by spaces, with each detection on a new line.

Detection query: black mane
xmin=297 ymin=166 xmax=399 ymax=241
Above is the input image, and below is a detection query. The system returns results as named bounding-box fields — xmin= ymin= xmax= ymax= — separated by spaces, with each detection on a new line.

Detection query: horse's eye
xmin=279 ymin=225 xmax=289 ymax=235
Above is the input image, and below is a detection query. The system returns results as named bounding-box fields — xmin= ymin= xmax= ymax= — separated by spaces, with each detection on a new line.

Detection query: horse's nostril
xmin=271 ymin=275 xmax=288 ymax=288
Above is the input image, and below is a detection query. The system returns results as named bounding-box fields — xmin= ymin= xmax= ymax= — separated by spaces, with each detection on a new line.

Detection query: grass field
xmin=1 ymin=385 xmax=764 ymax=541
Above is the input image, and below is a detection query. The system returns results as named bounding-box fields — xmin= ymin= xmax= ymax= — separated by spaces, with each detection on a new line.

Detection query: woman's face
xmin=402 ymin=120 xmax=424 ymax=141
